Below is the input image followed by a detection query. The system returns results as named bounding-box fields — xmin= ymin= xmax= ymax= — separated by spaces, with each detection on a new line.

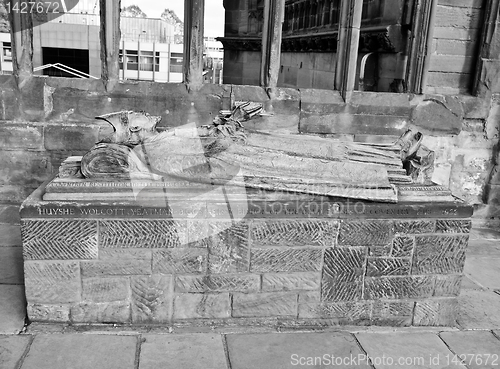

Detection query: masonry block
xmin=251 ymin=219 xmax=339 ymax=247
xmin=0 ymin=124 xmax=43 ymax=150
xmin=366 ymin=257 xmax=411 ymax=277
xmin=82 ymin=277 xmax=130 ymax=303
xmin=338 ymin=220 xmax=393 ymax=246
xmin=435 ymin=219 xmax=472 ymax=234
xmin=250 ymin=248 xmax=323 ymax=273
xmin=394 ymin=220 xmax=435 ymax=234
xmin=371 ymin=301 xmax=414 ymax=326
xmin=262 ymin=272 xmax=320 ymax=292
xmin=298 ymin=301 xmax=372 ymax=320
xmin=391 ymin=237 xmax=414 ymax=257
xmin=232 ymin=292 xmax=298 ymax=318
xmin=208 ymin=221 xmax=249 ymax=273
xmin=44 ymin=125 xmax=99 ymax=151
xmin=99 ymin=220 xmax=185 ymax=248
xmin=27 ymin=303 xmax=70 ymax=323
xmin=175 ymin=274 xmax=260 ymax=293
xmin=413 ymin=298 xmax=458 ymax=326
xmin=412 ymin=236 xmax=469 ymax=274
xmin=22 ymin=220 xmax=98 ymax=260
xmin=131 ymin=275 xmax=172 ymax=323
xmin=24 ymin=261 xmax=81 ymax=304
xmin=81 ymin=260 xmax=151 ymax=277
xmin=0 ymin=151 xmax=52 ymax=187
xmin=153 ymin=249 xmax=207 ymax=274
xmin=173 ymin=293 xmax=230 ymax=319
xmin=433 ymin=275 xmax=463 ymax=297
xmin=71 ymin=301 xmax=131 ymax=323
xmin=322 ymin=247 xmax=365 ymax=302
xmin=364 ymin=276 xmax=435 ymax=300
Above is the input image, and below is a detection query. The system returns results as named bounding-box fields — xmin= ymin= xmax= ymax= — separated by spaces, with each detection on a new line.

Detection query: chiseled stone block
xmin=81 ymin=260 xmax=151 ymax=277
xmin=391 ymin=236 xmax=414 ymax=257
xmin=131 ymin=275 xmax=172 ymax=323
xmin=208 ymin=222 xmax=249 ymax=273
xmin=232 ymin=292 xmax=298 ymax=318
xmin=71 ymin=301 xmax=131 ymax=323
xmin=433 ymin=275 xmax=463 ymax=297
xmin=338 ymin=220 xmax=393 ymax=246
xmin=250 ymin=248 xmax=323 ymax=272
xmin=82 ymin=277 xmax=130 ymax=303
xmin=99 ymin=220 xmax=184 ymax=248
xmin=262 ymin=272 xmax=320 ymax=292
xmin=413 ymin=235 xmax=469 ymax=274
xmin=251 ymin=219 xmax=339 ymax=247
xmin=99 ymin=249 xmax=152 ymax=261
xmin=413 ymin=298 xmax=458 ymax=326
xmin=298 ymin=301 xmax=372 ymax=320
xmin=322 ymin=247 xmax=365 ymax=301
xmin=175 ymin=274 xmax=260 ymax=293
xmin=435 ymin=219 xmax=472 ymax=234
xmin=24 ymin=261 xmax=81 ymax=304
xmin=364 ymin=276 xmax=435 ymax=300
xmin=173 ymin=293 xmax=230 ymax=319
xmin=27 ymin=303 xmax=70 ymax=322
xmin=153 ymin=249 xmax=207 ymax=274
xmin=394 ymin=220 xmax=435 ymax=234
xmin=22 ymin=219 xmax=98 ymax=260
xmin=366 ymin=257 xmax=411 ymax=277
xmin=371 ymin=300 xmax=414 ymax=326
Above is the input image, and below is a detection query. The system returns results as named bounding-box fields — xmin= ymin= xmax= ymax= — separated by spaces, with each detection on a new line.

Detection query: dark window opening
xmin=42 ymin=47 xmax=90 ymax=78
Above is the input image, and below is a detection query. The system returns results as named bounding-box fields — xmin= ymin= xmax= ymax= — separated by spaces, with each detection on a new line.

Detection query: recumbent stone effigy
xmin=20 ymin=106 xmax=472 ymax=326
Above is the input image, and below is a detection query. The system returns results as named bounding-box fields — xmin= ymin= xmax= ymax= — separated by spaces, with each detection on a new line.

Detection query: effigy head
xmin=96 ymin=111 xmax=161 ymax=146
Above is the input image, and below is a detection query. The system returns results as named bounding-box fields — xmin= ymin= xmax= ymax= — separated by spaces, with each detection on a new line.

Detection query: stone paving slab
xmin=0 ymin=224 xmax=21 ymax=247
xmin=0 ymin=246 xmax=24 ymax=284
xmin=21 ymin=334 xmax=138 ymax=369
xmin=464 ymin=256 xmax=500 ymax=289
xmin=355 ymin=332 xmax=466 ymax=368
xmin=226 ymin=332 xmax=371 ymax=369
xmin=0 ymin=285 xmax=26 ymax=334
xmin=458 ymin=289 xmax=500 ymax=329
xmin=0 ymin=335 xmax=31 ymax=369
xmin=0 ymin=205 xmax=20 ymax=225
xmin=439 ymin=330 xmax=500 ymax=369
xmin=139 ymin=334 xmax=227 ymax=369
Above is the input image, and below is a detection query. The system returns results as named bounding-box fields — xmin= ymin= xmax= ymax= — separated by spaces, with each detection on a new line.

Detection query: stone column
xmin=184 ymin=0 xmax=205 ymax=89
xmin=8 ymin=10 xmax=33 ymax=87
xmin=260 ymin=0 xmax=285 ymax=89
xmin=335 ymin=0 xmax=363 ymax=102
xmin=99 ymin=0 xmax=121 ymax=91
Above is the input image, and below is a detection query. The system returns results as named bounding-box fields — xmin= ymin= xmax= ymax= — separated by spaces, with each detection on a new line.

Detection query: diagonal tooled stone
xmin=251 ymin=220 xmax=339 ymax=247
xmin=131 ymin=275 xmax=172 ymax=323
xmin=435 ymin=220 xmax=472 ymax=234
xmin=338 ymin=220 xmax=392 ymax=246
xmin=250 ymin=248 xmax=323 ymax=273
xmin=99 ymin=220 xmax=184 ymax=248
xmin=22 ymin=220 xmax=98 ymax=260
xmin=321 ymin=247 xmax=365 ymax=302
xmin=208 ymin=222 xmax=249 ymax=273
xmin=24 ymin=261 xmax=81 ymax=304
xmin=366 ymin=257 xmax=411 ymax=277
xmin=364 ymin=276 xmax=435 ymax=300
xmin=412 ymin=235 xmax=469 ymax=274
xmin=391 ymin=236 xmax=414 ymax=257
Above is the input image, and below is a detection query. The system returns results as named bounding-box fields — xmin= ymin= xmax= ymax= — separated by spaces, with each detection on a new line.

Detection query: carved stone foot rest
xmin=20 ymin=183 xmax=472 ymax=327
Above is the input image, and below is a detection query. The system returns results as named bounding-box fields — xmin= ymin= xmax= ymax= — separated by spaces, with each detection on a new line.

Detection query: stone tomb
xmin=20 ymin=181 xmax=472 ymax=327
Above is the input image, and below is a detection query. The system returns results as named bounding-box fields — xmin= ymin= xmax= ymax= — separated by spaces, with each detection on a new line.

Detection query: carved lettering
xmin=37 ymin=208 xmax=75 ymax=216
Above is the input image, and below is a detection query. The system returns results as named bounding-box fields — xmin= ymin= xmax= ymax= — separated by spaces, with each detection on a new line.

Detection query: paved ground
xmin=1 ymin=203 xmax=499 ymax=368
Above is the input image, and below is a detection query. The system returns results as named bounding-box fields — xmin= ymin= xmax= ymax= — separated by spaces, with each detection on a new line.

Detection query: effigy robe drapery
xmin=77 ymin=109 xmax=414 ymax=203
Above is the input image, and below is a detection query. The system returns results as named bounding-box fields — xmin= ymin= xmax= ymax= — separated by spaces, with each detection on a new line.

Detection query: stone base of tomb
xmin=20 ymin=179 xmax=473 ymax=327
